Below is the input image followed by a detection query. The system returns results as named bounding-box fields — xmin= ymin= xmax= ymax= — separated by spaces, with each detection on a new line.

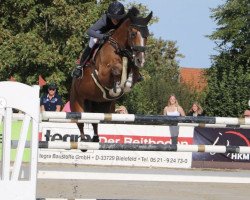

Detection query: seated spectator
xmin=187 ymin=101 xmax=205 ymax=116
xmin=40 ymin=83 xmax=63 ymax=112
xmin=115 ymin=105 xmax=128 ymax=114
xmin=62 ymin=101 xmax=71 ymax=112
xmin=163 ymin=94 xmax=185 ymax=116
xmin=244 ymin=110 xmax=250 ymax=118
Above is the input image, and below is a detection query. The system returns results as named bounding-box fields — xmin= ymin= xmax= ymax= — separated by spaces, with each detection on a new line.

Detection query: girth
xmin=91 ymin=69 xmax=124 ymax=101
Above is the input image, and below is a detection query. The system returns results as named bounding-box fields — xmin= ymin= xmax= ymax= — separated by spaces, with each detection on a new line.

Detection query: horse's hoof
xmin=81 ymin=135 xmax=91 ymax=142
xmin=137 ymin=75 xmax=144 ymax=82
xmin=92 ymin=135 xmax=100 ymax=142
xmin=123 ymin=86 xmax=132 ymax=93
xmin=80 ymin=135 xmax=92 ymax=152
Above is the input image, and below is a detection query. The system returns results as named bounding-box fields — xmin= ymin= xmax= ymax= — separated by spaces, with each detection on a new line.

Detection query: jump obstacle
xmin=6 ymin=112 xmax=250 ymax=129
xmin=42 ymin=111 xmax=250 ymax=126
xmin=1 ymin=81 xmax=250 ymax=200
xmin=9 ymin=140 xmax=250 ymax=154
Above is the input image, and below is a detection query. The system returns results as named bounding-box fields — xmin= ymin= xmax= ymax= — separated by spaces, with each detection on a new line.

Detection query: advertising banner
xmin=39 ymin=122 xmax=194 ymax=168
xmin=192 ymin=127 xmax=250 ymax=169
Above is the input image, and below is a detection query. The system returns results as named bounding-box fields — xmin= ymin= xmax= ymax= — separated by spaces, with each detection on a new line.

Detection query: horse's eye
xmin=131 ymin=32 xmax=137 ymax=38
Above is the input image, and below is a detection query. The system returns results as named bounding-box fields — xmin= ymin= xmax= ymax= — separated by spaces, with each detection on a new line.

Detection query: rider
xmin=72 ymin=1 xmax=126 ymax=78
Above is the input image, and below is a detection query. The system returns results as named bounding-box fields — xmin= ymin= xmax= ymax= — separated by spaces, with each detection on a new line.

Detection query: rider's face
xmin=111 ymin=18 xmax=120 ymax=25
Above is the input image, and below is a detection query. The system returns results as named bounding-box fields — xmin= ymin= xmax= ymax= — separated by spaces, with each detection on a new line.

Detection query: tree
xmin=0 ymin=0 xmax=111 ymax=100
xmin=204 ymin=0 xmax=250 ymax=117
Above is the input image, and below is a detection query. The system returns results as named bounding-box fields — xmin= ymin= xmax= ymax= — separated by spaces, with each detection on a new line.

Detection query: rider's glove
xmin=102 ymin=34 xmax=110 ymax=41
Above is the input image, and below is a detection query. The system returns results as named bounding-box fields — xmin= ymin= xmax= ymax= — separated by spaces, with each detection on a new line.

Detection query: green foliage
xmin=0 ymin=0 xmax=111 ymax=101
xmin=204 ymin=0 xmax=250 ymax=117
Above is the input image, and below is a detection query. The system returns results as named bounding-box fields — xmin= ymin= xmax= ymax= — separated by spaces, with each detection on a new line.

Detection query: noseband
xmin=107 ymin=23 xmax=149 ymax=65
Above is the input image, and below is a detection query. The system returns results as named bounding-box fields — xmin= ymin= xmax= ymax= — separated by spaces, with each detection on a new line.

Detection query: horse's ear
xmin=144 ymin=11 xmax=153 ymax=24
xmin=128 ymin=7 xmax=140 ymax=17
xmin=128 ymin=7 xmax=140 ymax=23
xmin=130 ymin=13 xmax=136 ymax=23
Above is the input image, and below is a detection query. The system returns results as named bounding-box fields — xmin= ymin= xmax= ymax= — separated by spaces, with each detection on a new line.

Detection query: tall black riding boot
xmin=71 ymin=46 xmax=92 ymax=78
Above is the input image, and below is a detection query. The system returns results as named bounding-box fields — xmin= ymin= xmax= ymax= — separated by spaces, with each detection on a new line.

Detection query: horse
xmin=70 ymin=7 xmax=152 ymax=143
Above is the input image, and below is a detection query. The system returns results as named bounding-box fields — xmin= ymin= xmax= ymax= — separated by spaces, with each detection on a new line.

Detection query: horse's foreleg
xmin=109 ymin=66 xmax=122 ymax=97
xmin=132 ymin=67 xmax=140 ymax=84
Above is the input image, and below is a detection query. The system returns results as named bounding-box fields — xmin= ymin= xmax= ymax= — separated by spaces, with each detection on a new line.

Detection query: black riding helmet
xmin=107 ymin=1 xmax=126 ymax=20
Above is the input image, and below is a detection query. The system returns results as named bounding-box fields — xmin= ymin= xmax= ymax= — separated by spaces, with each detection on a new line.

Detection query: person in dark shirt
xmin=40 ymin=83 xmax=63 ymax=112
xmin=72 ymin=1 xmax=126 ymax=78
xmin=187 ymin=101 xmax=205 ymax=117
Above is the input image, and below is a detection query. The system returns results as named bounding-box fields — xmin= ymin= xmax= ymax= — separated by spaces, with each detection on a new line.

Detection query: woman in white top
xmin=163 ymin=94 xmax=185 ymax=145
xmin=163 ymin=94 xmax=185 ymax=116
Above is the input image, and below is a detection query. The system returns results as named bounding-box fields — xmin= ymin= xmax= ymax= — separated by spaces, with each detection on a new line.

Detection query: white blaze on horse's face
xmin=135 ymin=31 xmax=145 ymax=68
xmin=131 ymin=28 xmax=146 ymax=68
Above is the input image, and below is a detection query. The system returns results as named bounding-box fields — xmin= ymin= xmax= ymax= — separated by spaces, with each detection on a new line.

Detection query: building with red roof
xmin=180 ymin=67 xmax=207 ymax=92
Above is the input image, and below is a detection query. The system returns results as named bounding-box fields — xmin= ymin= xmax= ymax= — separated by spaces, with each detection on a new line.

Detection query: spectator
xmin=40 ymin=83 xmax=63 ymax=112
xmin=62 ymin=101 xmax=71 ymax=112
xmin=115 ymin=105 xmax=128 ymax=114
xmin=163 ymin=94 xmax=185 ymax=116
xmin=187 ymin=101 xmax=205 ymax=116
xmin=163 ymin=94 xmax=185 ymax=145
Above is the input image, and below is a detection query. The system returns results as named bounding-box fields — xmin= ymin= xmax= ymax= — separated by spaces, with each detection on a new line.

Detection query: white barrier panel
xmin=38 ymin=122 xmax=194 ymax=168
xmin=0 ymin=81 xmax=40 ymax=200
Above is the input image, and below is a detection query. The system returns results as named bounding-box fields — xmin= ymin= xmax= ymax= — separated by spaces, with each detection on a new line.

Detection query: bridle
xmin=108 ymin=23 xmax=149 ymax=65
xmin=128 ymin=24 xmax=148 ymax=53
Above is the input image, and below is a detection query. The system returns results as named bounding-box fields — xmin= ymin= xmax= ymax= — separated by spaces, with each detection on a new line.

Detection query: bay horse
xmin=70 ymin=7 xmax=152 ymax=142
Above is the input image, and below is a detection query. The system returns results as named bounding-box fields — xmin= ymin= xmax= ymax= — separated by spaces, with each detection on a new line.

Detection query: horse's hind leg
xmin=90 ymin=101 xmax=115 ymax=143
xmin=70 ymin=93 xmax=86 ymax=141
xmin=92 ymin=123 xmax=99 ymax=142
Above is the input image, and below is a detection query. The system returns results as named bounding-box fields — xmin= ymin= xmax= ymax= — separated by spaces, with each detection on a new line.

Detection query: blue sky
xmin=124 ymin=0 xmax=226 ymax=68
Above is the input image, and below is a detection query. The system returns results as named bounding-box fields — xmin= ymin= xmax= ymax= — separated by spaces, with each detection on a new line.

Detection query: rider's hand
xmin=102 ymin=34 xmax=110 ymax=41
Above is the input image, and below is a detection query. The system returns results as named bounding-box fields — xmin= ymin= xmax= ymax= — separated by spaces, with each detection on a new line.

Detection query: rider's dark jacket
xmin=87 ymin=14 xmax=123 ymax=40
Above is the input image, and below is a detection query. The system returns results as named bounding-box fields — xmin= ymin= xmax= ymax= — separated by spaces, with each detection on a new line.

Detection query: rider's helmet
xmin=107 ymin=1 xmax=126 ymax=20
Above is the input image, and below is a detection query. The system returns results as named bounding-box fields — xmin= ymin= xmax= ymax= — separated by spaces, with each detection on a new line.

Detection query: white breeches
xmin=89 ymin=37 xmax=98 ymax=48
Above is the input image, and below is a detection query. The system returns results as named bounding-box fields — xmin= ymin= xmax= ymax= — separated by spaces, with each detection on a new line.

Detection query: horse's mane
xmin=123 ymin=7 xmax=151 ymax=38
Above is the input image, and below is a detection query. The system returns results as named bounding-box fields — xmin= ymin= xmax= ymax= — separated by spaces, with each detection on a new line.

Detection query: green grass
xmin=0 ymin=121 xmax=31 ymax=162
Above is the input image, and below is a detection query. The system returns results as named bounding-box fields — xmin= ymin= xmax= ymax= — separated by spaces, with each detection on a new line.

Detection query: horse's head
xmin=127 ymin=7 xmax=153 ymax=68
